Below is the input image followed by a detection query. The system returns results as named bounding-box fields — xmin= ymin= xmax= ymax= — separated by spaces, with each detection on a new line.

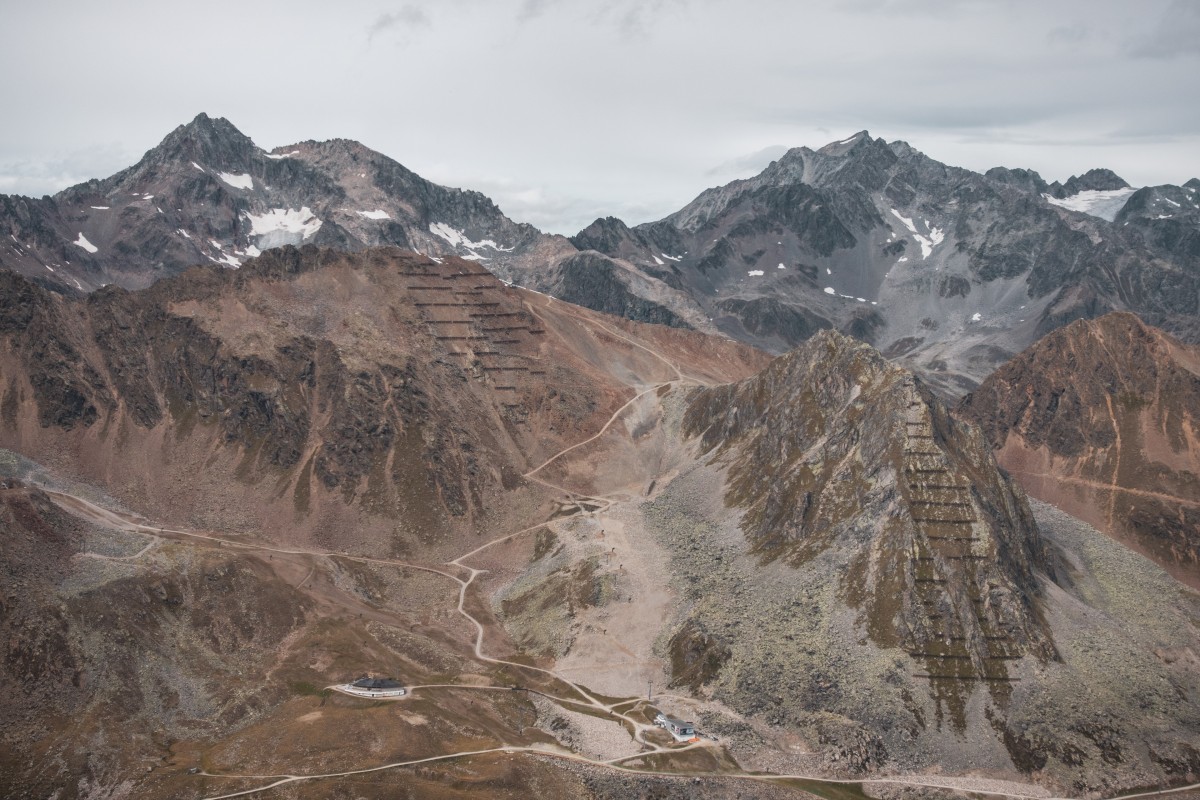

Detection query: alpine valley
xmin=0 ymin=116 xmax=1197 ymax=800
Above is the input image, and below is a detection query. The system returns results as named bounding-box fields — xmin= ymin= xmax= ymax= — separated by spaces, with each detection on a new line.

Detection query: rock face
xmin=575 ymin=132 xmax=1200 ymax=396
xmin=625 ymin=331 xmax=1200 ymax=792
xmin=684 ymin=331 xmax=1056 ymax=710
xmin=959 ymin=312 xmax=1200 ymax=588
xmin=0 ymin=476 xmax=310 ymax=797
xmin=0 ymin=245 xmax=764 ymax=557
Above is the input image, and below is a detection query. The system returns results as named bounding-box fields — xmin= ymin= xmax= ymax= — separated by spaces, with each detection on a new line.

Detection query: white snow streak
xmin=890 ymin=208 xmax=943 ymax=258
xmin=890 ymin=208 xmax=917 ymax=234
xmin=73 ymin=233 xmax=98 ymax=253
xmin=192 ymin=162 xmax=205 ymax=172
xmin=653 ymin=255 xmax=665 ymax=265
xmin=90 ymin=205 xmax=109 ymax=210
xmin=747 ymin=270 xmax=764 ymax=277
xmin=357 ymin=209 xmax=391 ymax=220
xmin=429 ymin=222 xmax=513 ymax=254
xmin=265 ymin=150 xmax=300 ymax=159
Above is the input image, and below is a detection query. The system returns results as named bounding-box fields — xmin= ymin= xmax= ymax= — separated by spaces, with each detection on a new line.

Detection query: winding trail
xmin=45 ymin=315 xmax=1182 ymax=800
xmin=1004 ymin=469 xmax=1200 ymax=509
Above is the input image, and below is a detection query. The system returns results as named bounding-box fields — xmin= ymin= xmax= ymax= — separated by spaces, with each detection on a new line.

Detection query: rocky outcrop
xmin=550 ymin=252 xmax=690 ymax=328
xmin=1046 ymin=168 xmax=1130 ymax=198
xmin=959 ymin=312 xmax=1200 ymax=588
xmin=684 ymin=331 xmax=1056 ymax=695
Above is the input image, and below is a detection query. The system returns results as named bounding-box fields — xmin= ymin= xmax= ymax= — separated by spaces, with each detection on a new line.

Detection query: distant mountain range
xmin=3 ymin=116 xmax=1196 ymax=397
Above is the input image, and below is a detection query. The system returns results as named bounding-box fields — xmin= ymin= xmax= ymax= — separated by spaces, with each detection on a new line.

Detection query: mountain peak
xmin=154 ymin=113 xmax=257 ymax=168
xmin=817 ymin=130 xmax=872 ymax=155
xmin=1045 ymin=167 xmax=1130 ymax=199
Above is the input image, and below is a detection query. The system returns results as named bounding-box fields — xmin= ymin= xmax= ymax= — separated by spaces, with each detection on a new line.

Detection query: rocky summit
xmin=573 ymin=132 xmax=1200 ymax=396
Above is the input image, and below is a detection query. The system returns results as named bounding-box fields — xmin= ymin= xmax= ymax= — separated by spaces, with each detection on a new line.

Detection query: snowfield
xmin=244 ymin=207 xmax=323 ymax=249
xmin=1043 ymin=187 xmax=1137 ymax=222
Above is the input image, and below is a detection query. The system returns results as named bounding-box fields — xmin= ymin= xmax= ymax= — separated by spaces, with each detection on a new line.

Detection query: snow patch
xmin=898 ymin=256 xmax=909 ymax=263
xmin=265 ymin=150 xmax=300 ymax=159
xmin=219 ymin=172 xmax=254 ymax=190
xmin=1043 ymin=187 xmax=1137 ymax=221
xmin=661 ymin=253 xmax=681 ymax=262
xmin=823 ymin=287 xmax=836 ymax=295
xmin=244 ymin=244 xmax=261 ymax=257
xmin=1165 ymin=198 xmax=1181 ymax=207
xmin=892 ymin=209 xmax=943 ymax=258
xmin=244 ymin=207 xmax=323 ymax=248
xmin=826 ymin=268 xmax=832 ymax=275
xmin=971 ymin=313 xmax=982 ymax=322
xmin=90 ymin=205 xmax=109 ymax=210
xmin=890 ymin=209 xmax=918 ymax=234
xmin=778 ymin=263 xmax=786 ymax=270
xmin=653 ymin=255 xmax=664 ymax=265
xmin=192 ymin=162 xmax=205 ymax=172
xmin=914 ymin=227 xmax=944 ymax=259
xmin=429 ymin=222 xmax=513 ymax=253
xmin=73 ymin=233 xmax=98 ymax=253
xmin=357 ymin=209 xmax=391 ymax=220
xmin=748 ymin=270 xmax=764 ymax=277
xmin=177 ymin=229 xmax=191 ymax=239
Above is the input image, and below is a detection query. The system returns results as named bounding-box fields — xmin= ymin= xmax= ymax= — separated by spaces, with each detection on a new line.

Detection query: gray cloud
xmin=367 ymin=5 xmax=431 ymax=42
xmin=1047 ymin=22 xmax=1089 ymax=44
xmin=705 ymin=146 xmax=790 ymax=179
xmin=1 ymin=0 xmax=1197 ymax=234
xmin=1128 ymin=0 xmax=1200 ymax=58
xmin=0 ymin=142 xmax=133 ymax=198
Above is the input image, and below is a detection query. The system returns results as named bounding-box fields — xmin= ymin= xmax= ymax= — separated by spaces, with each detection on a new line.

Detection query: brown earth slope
xmin=0 ymin=244 xmax=767 ymax=561
xmin=959 ymin=312 xmax=1200 ymax=588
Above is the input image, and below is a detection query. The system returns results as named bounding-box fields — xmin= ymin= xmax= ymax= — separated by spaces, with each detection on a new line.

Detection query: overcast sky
xmin=1 ymin=0 xmax=1197 ymax=234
